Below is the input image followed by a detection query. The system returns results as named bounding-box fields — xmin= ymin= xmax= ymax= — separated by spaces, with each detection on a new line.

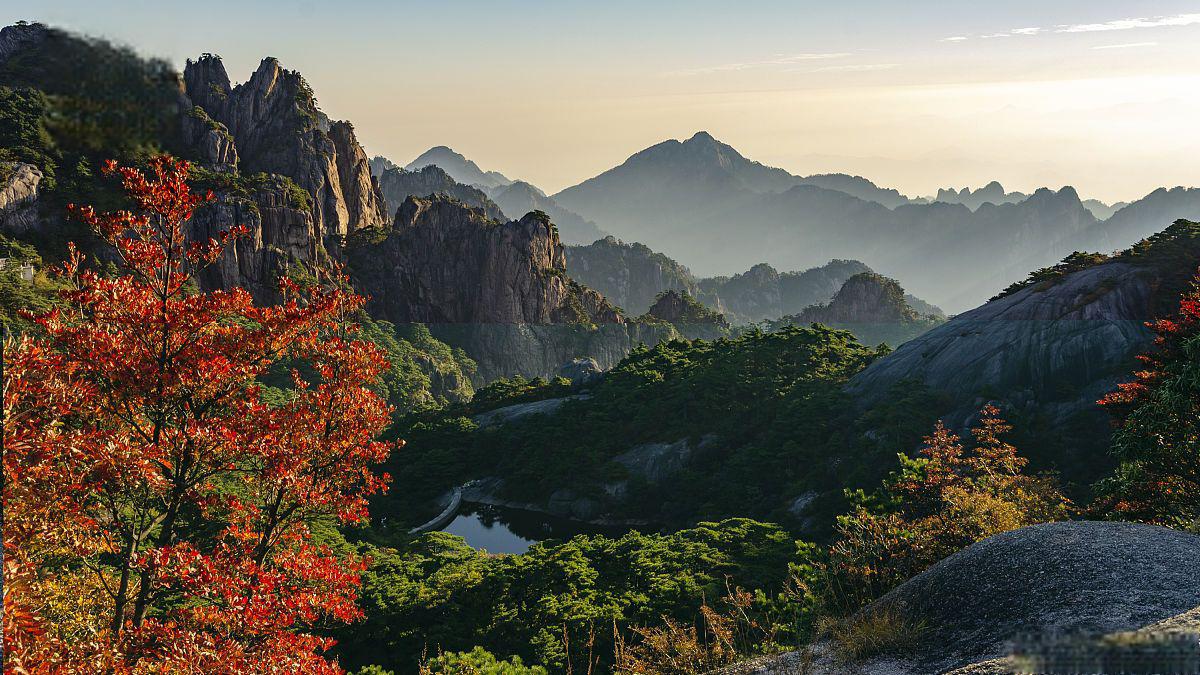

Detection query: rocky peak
xmin=404 ymin=146 xmax=512 ymax=190
xmin=795 ymin=272 xmax=917 ymax=324
xmin=347 ymin=195 xmax=622 ymax=326
xmin=0 ymin=22 xmax=48 ymax=64
xmin=368 ymin=155 xmax=400 ymax=177
xmin=182 ymin=53 xmax=232 ymax=111
xmin=645 ymin=290 xmax=728 ymax=328
xmin=328 ymin=120 xmax=389 ymax=229
xmin=183 ymin=53 xmax=387 ymax=238
xmin=936 ymin=181 xmax=1028 ymax=210
xmin=564 ymin=237 xmax=699 ymax=315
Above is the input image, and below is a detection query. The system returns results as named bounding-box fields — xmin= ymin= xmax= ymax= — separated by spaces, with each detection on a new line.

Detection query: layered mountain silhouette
xmin=490 ymin=181 xmax=607 ymax=244
xmin=404 ymin=146 xmax=512 ymax=190
xmin=551 ymin=132 xmax=1200 ymax=312
xmin=401 ymin=147 xmax=604 ymax=244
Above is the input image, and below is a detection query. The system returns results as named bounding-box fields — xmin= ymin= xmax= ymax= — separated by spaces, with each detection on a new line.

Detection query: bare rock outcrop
xmin=348 ymin=196 xmax=619 ymax=326
xmin=183 ymin=54 xmax=387 ymax=239
xmin=0 ymin=163 xmax=42 ymax=234
xmin=749 ymin=522 xmax=1200 ymax=675
xmin=0 ymin=22 xmax=48 ymax=65
xmin=190 ymin=177 xmax=317 ymax=304
xmin=180 ymin=106 xmax=238 ymax=171
xmin=848 ymin=259 xmax=1157 ymax=427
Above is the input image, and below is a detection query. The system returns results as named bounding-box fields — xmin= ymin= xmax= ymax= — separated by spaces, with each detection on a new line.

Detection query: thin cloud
xmin=1091 ymin=42 xmax=1159 ymax=50
xmin=810 ymin=63 xmax=899 ymax=73
xmin=1057 ymin=13 xmax=1200 ymax=33
xmin=942 ymin=12 xmax=1200 ymax=42
xmin=667 ymin=53 xmax=851 ymax=76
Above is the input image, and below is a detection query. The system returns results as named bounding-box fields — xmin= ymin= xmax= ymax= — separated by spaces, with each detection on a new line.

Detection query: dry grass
xmin=818 ymin=604 xmax=927 ymax=662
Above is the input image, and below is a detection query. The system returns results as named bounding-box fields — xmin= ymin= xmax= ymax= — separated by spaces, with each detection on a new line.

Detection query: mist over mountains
xmin=391 ymin=147 xmax=607 ymax=244
xmin=545 ymin=131 xmax=1200 ymax=312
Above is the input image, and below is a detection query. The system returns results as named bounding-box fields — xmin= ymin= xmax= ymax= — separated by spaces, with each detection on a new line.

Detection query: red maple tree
xmin=1098 ymin=269 xmax=1200 ymax=524
xmin=3 ymin=157 xmax=396 ymax=672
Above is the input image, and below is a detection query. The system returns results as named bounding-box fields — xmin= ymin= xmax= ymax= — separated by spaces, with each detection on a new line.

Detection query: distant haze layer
xmin=15 ymin=1 xmax=1200 ymax=203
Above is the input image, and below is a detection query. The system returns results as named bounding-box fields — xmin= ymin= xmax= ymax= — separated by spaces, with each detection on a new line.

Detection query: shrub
xmin=813 ymin=406 xmax=1072 ymax=615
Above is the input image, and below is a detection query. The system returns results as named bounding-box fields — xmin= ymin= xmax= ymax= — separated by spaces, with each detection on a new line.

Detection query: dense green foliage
xmin=336 ymin=519 xmax=805 ymax=674
xmin=1097 ymin=252 xmax=1200 ymax=528
xmin=641 ymin=289 xmax=729 ymax=331
xmin=0 ymin=25 xmax=183 ymax=209
xmin=992 ymin=251 xmax=1112 ymax=301
xmin=0 ymin=86 xmax=57 ymax=188
xmin=189 ymin=166 xmax=313 ymax=211
xmin=0 ymin=234 xmax=65 ymax=335
xmin=359 ymin=318 xmax=478 ymax=413
xmin=377 ymin=326 xmax=941 ymax=531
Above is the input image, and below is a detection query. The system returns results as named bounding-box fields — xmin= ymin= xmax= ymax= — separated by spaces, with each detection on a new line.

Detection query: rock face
xmin=376 ymin=165 xmax=504 ymax=221
xmin=190 ymin=178 xmax=317 ymax=304
xmin=471 ymin=395 xmax=587 ymax=428
xmin=0 ymin=163 xmax=42 ymax=234
xmin=847 ymin=259 xmax=1158 ymax=430
xmin=558 ymin=358 xmax=602 ymax=385
xmin=183 ymin=54 xmax=387 ymax=239
xmin=751 ymin=522 xmax=1200 ymax=675
xmin=611 ymin=435 xmax=717 ymax=485
xmin=348 ymin=196 xmax=618 ymax=325
xmin=180 ymin=106 xmax=238 ymax=171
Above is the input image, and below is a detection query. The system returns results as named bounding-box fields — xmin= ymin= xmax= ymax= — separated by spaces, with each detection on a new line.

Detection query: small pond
xmin=442 ymin=503 xmax=626 ymax=555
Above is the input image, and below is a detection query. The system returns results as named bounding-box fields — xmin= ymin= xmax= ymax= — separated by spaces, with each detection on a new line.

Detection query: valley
xmin=3 ymin=14 xmax=1200 ymax=675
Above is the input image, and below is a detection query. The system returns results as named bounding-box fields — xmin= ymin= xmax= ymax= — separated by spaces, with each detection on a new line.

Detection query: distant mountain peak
xmin=405 ymin=146 xmax=513 ymax=190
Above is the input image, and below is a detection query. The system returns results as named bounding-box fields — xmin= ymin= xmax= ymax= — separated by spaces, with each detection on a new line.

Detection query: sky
xmin=13 ymin=1 xmax=1200 ymax=202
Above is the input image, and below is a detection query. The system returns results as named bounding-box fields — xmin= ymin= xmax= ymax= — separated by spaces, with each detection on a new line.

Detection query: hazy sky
xmin=14 ymin=1 xmax=1200 ymax=202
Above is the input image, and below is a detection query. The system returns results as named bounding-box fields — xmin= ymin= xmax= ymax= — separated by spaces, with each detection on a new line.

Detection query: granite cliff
xmin=347 ymin=196 xmax=617 ymax=325
xmin=183 ymin=54 xmax=388 ymax=240
xmin=847 ymin=220 xmax=1200 ymax=480
xmin=346 ymin=196 xmax=673 ymax=382
xmin=749 ymin=522 xmax=1200 ymax=675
